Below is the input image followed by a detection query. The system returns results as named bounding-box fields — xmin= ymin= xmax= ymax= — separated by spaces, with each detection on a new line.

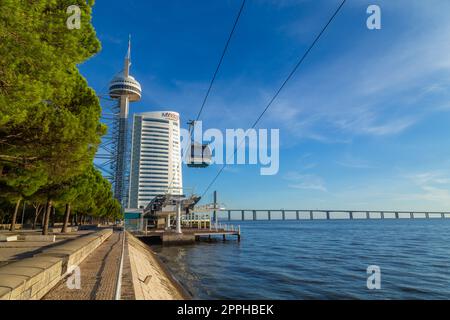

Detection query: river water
xmin=152 ymin=219 xmax=450 ymax=299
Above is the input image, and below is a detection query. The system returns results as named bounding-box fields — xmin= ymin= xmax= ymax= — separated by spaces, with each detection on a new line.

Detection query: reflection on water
xmin=152 ymin=220 xmax=450 ymax=299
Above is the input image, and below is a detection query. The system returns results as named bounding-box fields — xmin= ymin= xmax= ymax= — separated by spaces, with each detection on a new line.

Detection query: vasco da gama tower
xmin=108 ymin=39 xmax=142 ymax=206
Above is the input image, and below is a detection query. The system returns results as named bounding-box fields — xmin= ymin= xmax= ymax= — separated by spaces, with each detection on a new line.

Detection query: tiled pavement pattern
xmin=43 ymin=231 xmax=124 ymax=300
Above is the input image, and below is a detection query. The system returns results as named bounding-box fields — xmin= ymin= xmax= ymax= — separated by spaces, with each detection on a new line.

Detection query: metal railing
xmin=181 ymin=214 xmax=240 ymax=234
xmin=213 ymin=223 xmax=241 ymax=234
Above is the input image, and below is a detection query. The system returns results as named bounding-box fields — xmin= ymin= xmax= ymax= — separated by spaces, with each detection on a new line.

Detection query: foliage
xmin=0 ymin=0 xmax=121 ymax=226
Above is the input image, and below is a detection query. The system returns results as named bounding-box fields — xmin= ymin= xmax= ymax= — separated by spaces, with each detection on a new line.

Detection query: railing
xmin=213 ymin=223 xmax=241 ymax=234
xmin=182 ymin=214 xmax=240 ymax=234
xmin=218 ymin=210 xmax=450 ymax=221
xmin=182 ymin=213 xmax=211 ymax=229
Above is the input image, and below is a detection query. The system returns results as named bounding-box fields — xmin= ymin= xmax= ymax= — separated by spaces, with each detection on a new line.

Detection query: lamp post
xmin=175 ymin=202 xmax=182 ymax=234
xmin=213 ymin=191 xmax=218 ymax=229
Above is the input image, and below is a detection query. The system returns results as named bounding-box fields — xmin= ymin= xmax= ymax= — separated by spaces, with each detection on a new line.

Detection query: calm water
xmin=152 ymin=220 xmax=450 ymax=299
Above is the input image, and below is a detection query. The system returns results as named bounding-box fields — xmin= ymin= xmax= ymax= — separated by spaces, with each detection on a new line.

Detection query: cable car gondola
xmin=187 ymin=142 xmax=212 ymax=168
xmin=187 ymin=120 xmax=212 ymax=168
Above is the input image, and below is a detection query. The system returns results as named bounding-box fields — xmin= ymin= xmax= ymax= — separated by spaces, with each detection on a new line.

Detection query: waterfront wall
xmin=126 ymin=232 xmax=188 ymax=300
xmin=0 ymin=229 xmax=112 ymax=300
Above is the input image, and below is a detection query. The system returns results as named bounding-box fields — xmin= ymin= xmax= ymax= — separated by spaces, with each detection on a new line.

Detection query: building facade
xmin=128 ymin=111 xmax=183 ymax=209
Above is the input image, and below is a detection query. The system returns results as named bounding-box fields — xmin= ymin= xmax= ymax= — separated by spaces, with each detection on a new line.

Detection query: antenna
xmin=124 ymin=35 xmax=131 ymax=77
xmin=127 ymin=34 xmax=131 ymax=60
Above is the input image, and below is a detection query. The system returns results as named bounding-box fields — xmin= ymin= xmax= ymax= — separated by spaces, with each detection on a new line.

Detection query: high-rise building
xmin=128 ymin=111 xmax=183 ymax=209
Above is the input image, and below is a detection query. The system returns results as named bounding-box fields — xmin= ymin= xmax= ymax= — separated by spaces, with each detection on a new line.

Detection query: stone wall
xmin=127 ymin=232 xmax=187 ymax=300
xmin=0 ymin=229 xmax=112 ymax=300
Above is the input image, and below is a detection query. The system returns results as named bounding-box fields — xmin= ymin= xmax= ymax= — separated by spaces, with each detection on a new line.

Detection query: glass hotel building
xmin=128 ymin=111 xmax=183 ymax=209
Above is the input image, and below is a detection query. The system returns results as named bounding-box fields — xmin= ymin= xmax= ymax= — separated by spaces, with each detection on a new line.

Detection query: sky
xmin=80 ymin=0 xmax=450 ymax=211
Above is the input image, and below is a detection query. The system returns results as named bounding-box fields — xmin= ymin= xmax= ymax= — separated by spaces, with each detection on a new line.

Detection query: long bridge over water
xmin=215 ymin=209 xmax=450 ymax=221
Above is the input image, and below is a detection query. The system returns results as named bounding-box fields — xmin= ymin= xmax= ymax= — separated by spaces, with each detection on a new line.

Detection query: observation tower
xmin=108 ymin=37 xmax=142 ymax=206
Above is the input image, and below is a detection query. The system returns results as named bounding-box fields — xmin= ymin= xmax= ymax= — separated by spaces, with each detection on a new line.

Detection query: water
xmin=152 ymin=220 xmax=450 ymax=299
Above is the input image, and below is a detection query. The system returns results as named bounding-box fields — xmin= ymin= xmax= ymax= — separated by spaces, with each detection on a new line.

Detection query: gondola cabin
xmin=187 ymin=142 xmax=212 ymax=168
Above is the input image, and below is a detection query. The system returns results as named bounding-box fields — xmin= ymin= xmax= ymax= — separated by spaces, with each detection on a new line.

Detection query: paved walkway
xmin=43 ymin=231 xmax=124 ymax=300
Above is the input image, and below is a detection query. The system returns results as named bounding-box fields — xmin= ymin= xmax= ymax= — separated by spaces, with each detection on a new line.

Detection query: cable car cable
xmin=165 ymin=0 xmax=247 ymax=195
xmin=195 ymin=0 xmax=246 ymax=122
xmin=201 ymin=0 xmax=347 ymax=198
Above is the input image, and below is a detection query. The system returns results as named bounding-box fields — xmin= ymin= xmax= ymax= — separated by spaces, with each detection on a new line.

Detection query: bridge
xmin=215 ymin=209 xmax=450 ymax=221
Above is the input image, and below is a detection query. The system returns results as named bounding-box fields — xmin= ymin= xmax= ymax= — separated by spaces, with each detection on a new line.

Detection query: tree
xmin=71 ymin=167 xmax=123 ymax=225
xmin=31 ymin=202 xmax=45 ymax=230
xmin=0 ymin=1 xmax=106 ymax=229
xmin=0 ymin=1 xmax=124 ymax=233
xmin=0 ymin=0 xmax=100 ymax=128
xmin=55 ymin=165 xmax=96 ymax=233
xmin=0 ymin=0 xmax=102 ymax=178
xmin=0 ymin=182 xmax=35 ymax=231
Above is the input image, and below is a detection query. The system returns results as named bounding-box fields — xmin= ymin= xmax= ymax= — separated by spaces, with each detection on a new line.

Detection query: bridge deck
xmin=218 ymin=210 xmax=450 ymax=221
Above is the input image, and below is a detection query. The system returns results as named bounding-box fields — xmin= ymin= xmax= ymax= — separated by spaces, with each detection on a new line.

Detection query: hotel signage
xmin=162 ymin=112 xmax=179 ymax=121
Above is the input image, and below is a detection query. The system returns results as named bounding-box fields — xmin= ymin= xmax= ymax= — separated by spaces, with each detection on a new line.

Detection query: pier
xmin=218 ymin=209 xmax=450 ymax=221
xmin=132 ymin=224 xmax=241 ymax=245
xmin=127 ymin=196 xmax=242 ymax=245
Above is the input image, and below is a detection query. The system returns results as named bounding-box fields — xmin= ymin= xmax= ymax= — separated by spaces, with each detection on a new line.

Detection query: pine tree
xmin=0 ymin=0 xmax=118 ymax=231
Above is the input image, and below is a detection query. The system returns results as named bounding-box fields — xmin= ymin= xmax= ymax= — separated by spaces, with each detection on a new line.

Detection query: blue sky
xmin=81 ymin=0 xmax=450 ymax=211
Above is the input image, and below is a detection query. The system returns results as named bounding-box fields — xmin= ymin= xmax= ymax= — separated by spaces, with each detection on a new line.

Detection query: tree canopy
xmin=0 ymin=0 xmax=122 ymax=232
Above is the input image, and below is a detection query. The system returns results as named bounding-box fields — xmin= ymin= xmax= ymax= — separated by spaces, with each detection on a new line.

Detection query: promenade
xmin=43 ymin=231 xmax=125 ymax=300
xmin=0 ymin=227 xmax=185 ymax=300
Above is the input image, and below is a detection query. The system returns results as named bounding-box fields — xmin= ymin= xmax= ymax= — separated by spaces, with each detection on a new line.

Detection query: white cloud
xmin=406 ymin=171 xmax=450 ymax=186
xmin=394 ymin=171 xmax=450 ymax=208
xmin=336 ymin=154 xmax=374 ymax=169
xmin=261 ymin=2 xmax=450 ymax=143
xmin=284 ymin=172 xmax=327 ymax=191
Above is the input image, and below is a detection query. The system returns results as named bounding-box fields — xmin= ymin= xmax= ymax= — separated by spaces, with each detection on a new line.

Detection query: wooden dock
xmin=134 ymin=227 xmax=240 ymax=244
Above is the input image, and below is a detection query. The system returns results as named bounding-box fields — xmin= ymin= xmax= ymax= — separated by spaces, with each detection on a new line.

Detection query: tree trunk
xmin=51 ymin=206 xmax=56 ymax=227
xmin=61 ymin=203 xmax=71 ymax=233
xmin=42 ymin=200 xmax=52 ymax=235
xmin=41 ymin=206 xmax=46 ymax=227
xmin=32 ymin=204 xmax=42 ymax=230
xmin=10 ymin=198 xmax=21 ymax=231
